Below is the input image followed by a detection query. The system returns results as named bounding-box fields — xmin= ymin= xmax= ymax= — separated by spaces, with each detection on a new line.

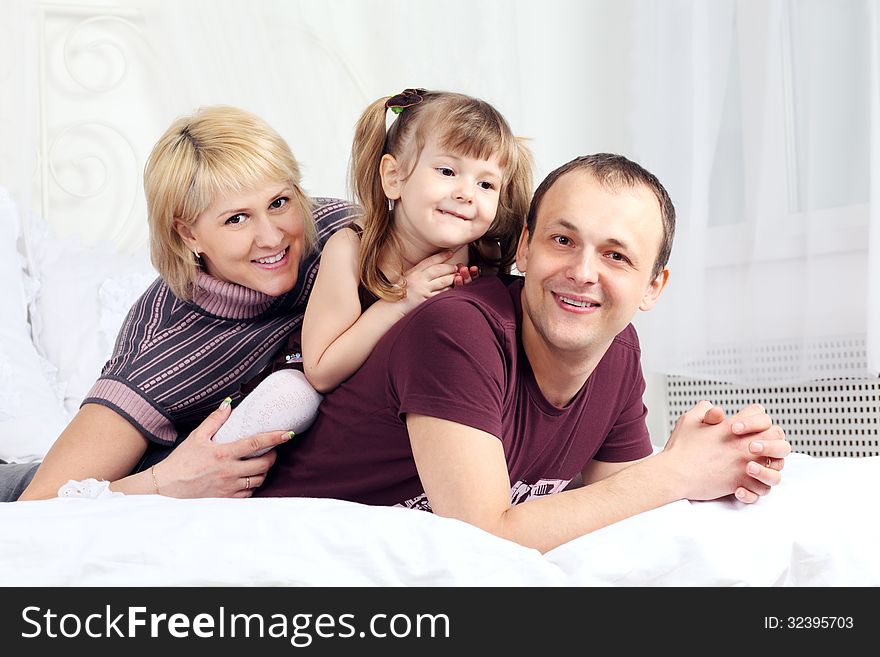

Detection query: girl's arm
xmin=302 ymin=229 xmax=459 ymax=392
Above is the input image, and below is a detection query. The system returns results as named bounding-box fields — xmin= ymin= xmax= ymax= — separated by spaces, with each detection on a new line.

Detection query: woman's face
xmin=177 ymin=180 xmax=305 ymax=297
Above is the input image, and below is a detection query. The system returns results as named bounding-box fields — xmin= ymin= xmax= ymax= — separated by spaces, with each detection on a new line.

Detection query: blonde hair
xmin=350 ymin=90 xmax=533 ymax=301
xmin=144 ymin=105 xmax=316 ymax=300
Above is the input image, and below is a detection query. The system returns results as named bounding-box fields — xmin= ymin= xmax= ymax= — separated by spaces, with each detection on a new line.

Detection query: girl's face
xmin=176 ymin=180 xmax=306 ymax=297
xmin=382 ymin=135 xmax=503 ymax=257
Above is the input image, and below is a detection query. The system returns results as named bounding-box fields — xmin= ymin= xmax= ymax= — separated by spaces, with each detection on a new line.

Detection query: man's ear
xmin=380 ymin=154 xmax=403 ymax=200
xmin=173 ymin=219 xmax=198 ymax=250
xmin=514 ymin=225 xmax=531 ymax=274
xmin=639 ymin=267 xmax=669 ymax=311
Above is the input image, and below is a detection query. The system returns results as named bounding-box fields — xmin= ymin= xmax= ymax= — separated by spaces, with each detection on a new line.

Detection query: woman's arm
xmin=19 ymin=404 xmax=151 ymax=500
xmin=302 ymin=229 xmax=460 ymax=392
xmin=18 ymin=402 xmax=292 ymax=500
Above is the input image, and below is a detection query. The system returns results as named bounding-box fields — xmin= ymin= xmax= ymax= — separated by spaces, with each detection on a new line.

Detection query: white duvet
xmin=2 ymin=454 xmax=878 ymax=586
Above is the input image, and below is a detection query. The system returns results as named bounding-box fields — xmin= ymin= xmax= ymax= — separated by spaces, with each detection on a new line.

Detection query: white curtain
xmin=629 ymin=0 xmax=880 ymax=384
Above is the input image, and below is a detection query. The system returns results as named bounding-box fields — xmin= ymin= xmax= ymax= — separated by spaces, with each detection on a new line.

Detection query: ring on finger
xmin=765 ymin=458 xmax=772 ymax=469
xmin=246 ymin=476 xmax=251 ymax=490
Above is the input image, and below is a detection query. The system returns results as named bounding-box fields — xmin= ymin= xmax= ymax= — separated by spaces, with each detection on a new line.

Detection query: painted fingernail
xmin=219 ymin=397 xmax=232 ymax=409
xmin=749 ymin=441 xmax=764 ymax=453
xmin=747 ymin=462 xmax=760 ymax=475
xmin=283 ymin=431 xmax=296 ymax=440
xmin=732 ymin=422 xmax=745 ymax=433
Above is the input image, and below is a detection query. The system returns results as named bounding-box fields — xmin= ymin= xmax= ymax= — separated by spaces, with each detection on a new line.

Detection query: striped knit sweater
xmin=83 ymin=198 xmax=359 ymax=445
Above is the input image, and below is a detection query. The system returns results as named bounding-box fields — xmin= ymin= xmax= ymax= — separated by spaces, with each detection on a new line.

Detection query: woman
xmin=11 ymin=105 xmax=357 ymax=501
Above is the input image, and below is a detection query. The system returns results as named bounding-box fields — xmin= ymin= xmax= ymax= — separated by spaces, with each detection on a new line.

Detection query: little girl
xmin=213 ymin=89 xmax=531 ymax=445
xmin=302 ymin=88 xmax=533 ymax=392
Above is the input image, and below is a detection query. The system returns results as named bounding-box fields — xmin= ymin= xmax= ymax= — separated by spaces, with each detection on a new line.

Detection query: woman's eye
xmin=270 ymin=196 xmax=289 ymax=209
xmin=225 ymin=214 xmax=247 ymax=225
xmin=437 ymin=167 xmax=455 ymax=176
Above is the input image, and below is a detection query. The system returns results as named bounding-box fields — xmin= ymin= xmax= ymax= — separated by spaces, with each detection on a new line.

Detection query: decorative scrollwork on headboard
xmin=61 ymin=16 xmax=144 ymax=94
xmin=39 ymin=5 xmax=156 ymax=254
xmin=47 ymin=119 xmax=141 ymax=247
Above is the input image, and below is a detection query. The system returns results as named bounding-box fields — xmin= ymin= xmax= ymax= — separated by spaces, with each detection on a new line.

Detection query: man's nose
xmin=567 ymin=250 xmax=599 ymax=285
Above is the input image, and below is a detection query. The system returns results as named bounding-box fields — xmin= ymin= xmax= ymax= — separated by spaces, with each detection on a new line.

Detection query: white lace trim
xmin=57 ymin=478 xmax=125 ymax=499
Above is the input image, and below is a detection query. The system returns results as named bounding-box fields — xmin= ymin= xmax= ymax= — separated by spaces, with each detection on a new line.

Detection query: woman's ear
xmin=173 ymin=219 xmax=198 ymax=251
xmin=380 ymin=154 xmax=403 ymax=200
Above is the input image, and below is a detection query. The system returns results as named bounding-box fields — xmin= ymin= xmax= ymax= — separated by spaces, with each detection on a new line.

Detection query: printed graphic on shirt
xmin=395 ymin=477 xmax=572 ymax=512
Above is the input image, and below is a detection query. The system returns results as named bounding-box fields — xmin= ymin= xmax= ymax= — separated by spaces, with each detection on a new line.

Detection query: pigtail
xmin=349 ymin=97 xmax=406 ymax=301
xmin=474 ymin=136 xmax=534 ymax=274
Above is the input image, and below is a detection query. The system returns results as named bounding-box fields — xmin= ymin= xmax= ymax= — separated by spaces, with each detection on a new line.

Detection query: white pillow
xmin=0 ymin=189 xmax=69 ymax=462
xmin=98 ymin=270 xmax=161 ymax=359
xmin=25 ymin=215 xmax=157 ymax=418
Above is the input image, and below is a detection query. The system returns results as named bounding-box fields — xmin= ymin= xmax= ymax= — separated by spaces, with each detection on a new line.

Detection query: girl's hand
xmin=453 ymin=264 xmax=480 ymax=287
xmin=398 ymin=251 xmax=460 ymax=314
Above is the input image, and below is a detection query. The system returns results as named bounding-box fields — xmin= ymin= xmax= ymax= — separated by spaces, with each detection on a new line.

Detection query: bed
xmin=1 ymin=454 xmax=877 ymax=586
xmin=2 ymin=186 xmax=879 ymax=587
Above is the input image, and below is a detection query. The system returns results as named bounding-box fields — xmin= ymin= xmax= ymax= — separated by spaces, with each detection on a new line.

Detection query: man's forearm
xmin=493 ymin=453 xmax=680 ymax=553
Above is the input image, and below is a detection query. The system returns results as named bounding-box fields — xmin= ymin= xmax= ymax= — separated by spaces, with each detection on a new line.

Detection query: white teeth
xmin=440 ymin=210 xmax=469 ymax=220
xmin=255 ymin=249 xmax=285 ymax=264
xmin=559 ymin=295 xmax=596 ymax=308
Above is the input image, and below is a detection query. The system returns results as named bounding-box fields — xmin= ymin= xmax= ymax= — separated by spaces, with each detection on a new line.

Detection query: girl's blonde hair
xmin=144 ymin=105 xmax=316 ymax=300
xmin=350 ymin=90 xmax=533 ymax=301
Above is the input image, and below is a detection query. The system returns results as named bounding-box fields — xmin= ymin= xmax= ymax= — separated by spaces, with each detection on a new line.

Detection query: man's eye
xmin=608 ymin=252 xmax=627 ymax=262
xmin=553 ymin=236 xmax=571 ymax=246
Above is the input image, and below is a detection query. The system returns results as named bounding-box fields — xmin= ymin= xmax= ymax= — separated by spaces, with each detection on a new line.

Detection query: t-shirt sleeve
xmin=592 ymin=340 xmax=653 ymax=462
xmin=388 ymin=297 xmax=508 ymax=439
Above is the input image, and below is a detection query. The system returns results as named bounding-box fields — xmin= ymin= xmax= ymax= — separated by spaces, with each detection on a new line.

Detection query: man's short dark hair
xmin=526 ymin=153 xmax=676 ymax=279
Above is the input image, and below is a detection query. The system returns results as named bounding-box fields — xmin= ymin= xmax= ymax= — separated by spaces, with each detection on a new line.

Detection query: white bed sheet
xmin=2 ymin=454 xmax=877 ymax=587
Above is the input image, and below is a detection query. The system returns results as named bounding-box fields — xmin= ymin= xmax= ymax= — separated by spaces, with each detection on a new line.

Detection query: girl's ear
xmin=380 ymin=154 xmax=403 ymax=200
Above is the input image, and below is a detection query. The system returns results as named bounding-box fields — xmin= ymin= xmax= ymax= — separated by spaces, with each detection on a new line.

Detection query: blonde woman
xmin=13 ymin=106 xmax=357 ymax=501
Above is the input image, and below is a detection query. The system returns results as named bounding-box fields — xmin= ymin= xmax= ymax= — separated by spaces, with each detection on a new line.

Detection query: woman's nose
xmin=254 ymin=214 xmax=284 ymax=247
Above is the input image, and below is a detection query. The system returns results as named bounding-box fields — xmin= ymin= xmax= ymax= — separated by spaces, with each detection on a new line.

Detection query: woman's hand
xmin=150 ymin=401 xmax=294 ymax=498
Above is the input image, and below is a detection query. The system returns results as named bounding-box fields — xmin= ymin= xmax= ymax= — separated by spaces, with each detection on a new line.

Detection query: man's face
xmin=515 ymin=169 xmax=668 ymax=361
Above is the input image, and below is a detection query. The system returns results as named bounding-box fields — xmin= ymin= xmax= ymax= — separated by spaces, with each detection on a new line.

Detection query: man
xmin=257 ymin=153 xmax=790 ymax=553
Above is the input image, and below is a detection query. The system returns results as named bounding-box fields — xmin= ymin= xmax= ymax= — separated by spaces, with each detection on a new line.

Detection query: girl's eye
xmin=437 ymin=167 xmax=455 ymax=177
xmin=478 ymin=181 xmax=496 ymax=190
xmin=225 ymin=214 xmax=247 ymax=226
xmin=270 ymin=196 xmax=289 ymax=210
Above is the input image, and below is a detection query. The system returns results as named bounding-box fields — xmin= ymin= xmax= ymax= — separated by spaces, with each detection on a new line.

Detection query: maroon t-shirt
xmin=258 ymin=275 xmax=653 ymax=508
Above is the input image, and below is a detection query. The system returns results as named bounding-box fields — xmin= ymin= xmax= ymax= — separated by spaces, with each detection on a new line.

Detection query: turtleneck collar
xmin=190 ymin=271 xmax=279 ymax=320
